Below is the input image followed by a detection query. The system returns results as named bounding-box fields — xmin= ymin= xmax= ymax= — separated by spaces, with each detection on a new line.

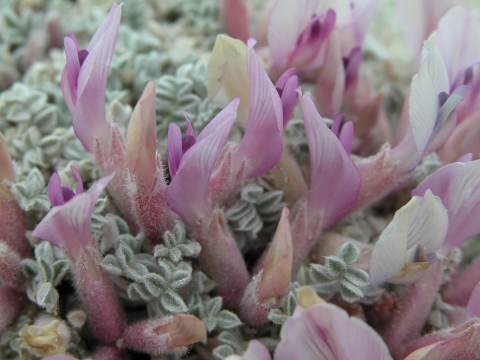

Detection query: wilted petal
xmin=233 ymin=39 xmax=283 ymax=179
xmin=300 ymin=92 xmax=360 ymax=227
xmin=275 ymin=302 xmax=392 ymax=360
xmin=369 ymin=190 xmax=447 ymax=287
xmin=412 ymin=160 xmax=480 ymax=252
xmin=207 ymin=35 xmax=249 ymax=123
xmin=126 ymin=81 xmax=158 ymax=190
xmin=166 ymin=99 xmax=239 ymax=226
xmin=72 ymin=3 xmax=121 ymax=152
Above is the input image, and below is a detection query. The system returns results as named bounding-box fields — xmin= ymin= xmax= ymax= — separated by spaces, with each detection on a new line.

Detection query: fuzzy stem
xmin=0 ymin=285 xmax=25 ymax=332
xmin=443 ymin=255 xmax=480 ymax=306
xmin=0 ymin=241 xmax=25 ymax=288
xmin=194 ymin=209 xmax=250 ymax=308
xmin=381 ymin=261 xmax=444 ymax=359
xmin=73 ymin=245 xmax=126 ymax=342
xmin=0 ymin=192 xmax=29 ymax=257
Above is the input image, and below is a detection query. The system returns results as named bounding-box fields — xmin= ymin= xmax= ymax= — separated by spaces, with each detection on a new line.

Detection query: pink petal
xmin=222 ymin=0 xmax=250 ymax=42
xmin=227 ymin=340 xmax=272 ymax=360
xmin=338 ymin=121 xmax=354 ymax=155
xmin=350 ymin=0 xmax=379 ymax=47
xmin=275 ymin=303 xmax=391 ymax=360
xmin=233 ymin=39 xmax=283 ymax=179
xmin=331 ymin=113 xmax=345 ymax=135
xmin=300 ymin=93 xmax=360 ymax=227
xmin=71 ymin=166 xmax=84 ymax=194
xmin=167 ymin=123 xmax=183 ymax=179
xmin=32 ymin=193 xmax=96 ymax=257
xmin=275 ymin=68 xmax=296 ymax=89
xmin=466 ymin=280 xmax=480 ymax=319
xmin=280 ymin=75 xmax=298 ymax=128
xmin=73 ymin=4 xmax=121 ymax=152
xmin=61 ymin=35 xmax=81 ymax=114
xmin=166 ymin=99 xmax=239 ymax=226
xmin=412 ymin=160 xmax=480 ymax=253
xmin=86 ymin=172 xmax=115 ymax=200
xmin=47 ymin=172 xmax=65 ymax=206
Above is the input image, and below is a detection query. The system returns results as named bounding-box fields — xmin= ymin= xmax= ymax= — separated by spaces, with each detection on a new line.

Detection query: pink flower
xmin=32 ymin=169 xmax=114 ymax=258
xmin=61 ymin=3 xmax=121 ymax=152
xmin=275 ymin=302 xmax=392 ymax=360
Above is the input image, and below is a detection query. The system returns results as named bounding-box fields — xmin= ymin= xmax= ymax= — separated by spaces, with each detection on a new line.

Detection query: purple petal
xmin=350 ymin=0 xmax=379 ymax=46
xmin=48 ymin=173 xmax=65 ymax=206
xmin=71 ymin=166 xmax=84 ymax=194
xmin=412 ymin=160 xmax=480 ymax=253
xmin=86 ymin=172 xmax=115 ymax=201
xmin=300 ymin=93 xmax=360 ymax=227
xmin=167 ymin=123 xmax=183 ymax=179
xmin=275 ymin=68 xmax=296 ymax=89
xmin=73 ymin=4 xmax=121 ymax=152
xmin=227 ymin=340 xmax=272 ymax=360
xmin=466 ymin=280 xmax=480 ymax=319
xmin=166 ymin=99 xmax=239 ymax=226
xmin=61 ymin=186 xmax=75 ymax=202
xmin=456 ymin=153 xmax=473 ymax=163
xmin=275 ymin=303 xmax=391 ymax=360
xmin=280 ymin=75 xmax=298 ymax=128
xmin=344 ymin=46 xmax=362 ymax=89
xmin=185 ymin=115 xmax=195 ymax=136
xmin=331 ymin=113 xmax=345 ymax=136
xmin=233 ymin=39 xmax=283 ymax=179
xmin=61 ymin=35 xmax=81 ymax=114
xmin=339 ymin=121 xmax=354 ymax=155
xmin=32 ymin=193 xmax=96 ymax=257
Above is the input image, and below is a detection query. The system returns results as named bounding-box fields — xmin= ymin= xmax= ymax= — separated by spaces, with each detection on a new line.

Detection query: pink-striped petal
xmin=167 ymin=123 xmax=183 ymax=179
xmin=279 ymin=74 xmax=298 ymax=128
xmin=73 ymin=3 xmax=121 ymax=152
xmin=275 ymin=302 xmax=392 ymax=360
xmin=71 ymin=166 xmax=84 ymax=194
xmin=466 ymin=280 xmax=480 ymax=319
xmin=47 ymin=173 xmax=64 ymax=206
xmin=339 ymin=121 xmax=354 ymax=155
xmin=233 ymin=39 xmax=283 ymax=179
xmin=166 ymin=99 xmax=239 ymax=226
xmin=412 ymin=160 xmax=480 ymax=253
xmin=61 ymin=35 xmax=81 ymax=113
xmin=227 ymin=340 xmax=272 ymax=360
xmin=300 ymin=93 xmax=360 ymax=227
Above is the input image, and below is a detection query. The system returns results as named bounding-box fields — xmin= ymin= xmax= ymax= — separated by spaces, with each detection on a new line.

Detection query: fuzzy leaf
xmin=325 ymin=256 xmax=347 ymax=277
xmin=21 ymin=259 xmax=38 ymax=278
xmin=52 ymin=260 xmax=69 ymax=286
xmin=213 ymin=345 xmax=235 ymax=360
xmin=161 ymin=289 xmax=188 ymax=313
xmin=36 ymin=282 xmax=59 ymax=314
xmin=100 ymin=254 xmax=123 ymax=276
xmin=268 ymin=308 xmax=288 ymax=325
xmin=203 ymin=317 xmax=218 ymax=332
xmin=206 ymin=297 xmax=223 ymax=317
xmin=127 ymin=282 xmax=152 ymax=301
xmin=217 ymin=331 xmax=242 ymax=350
xmin=340 ymin=280 xmax=364 ymax=303
xmin=310 ymin=264 xmax=333 ymax=283
xmin=116 ymin=243 xmax=135 ymax=268
xmin=344 ymin=268 xmax=370 ymax=287
xmin=143 ymin=273 xmax=167 ymax=297
xmin=285 ymin=291 xmax=297 ymax=316
xmin=38 ymin=258 xmax=54 ymax=283
xmin=216 ymin=310 xmax=243 ymax=329
xmin=338 ymin=242 xmax=360 ymax=265
xmin=170 ymin=269 xmax=192 ymax=289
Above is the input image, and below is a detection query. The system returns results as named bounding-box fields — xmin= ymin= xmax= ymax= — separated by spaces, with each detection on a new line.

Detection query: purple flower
xmin=61 ymin=3 xmax=121 ymax=152
xmin=32 ymin=169 xmax=114 ymax=258
xmin=369 ymin=189 xmax=447 ymax=287
xmin=166 ymin=99 xmax=239 ymax=227
xmin=412 ymin=159 xmax=480 ymax=253
xmin=274 ymin=302 xmax=392 ymax=360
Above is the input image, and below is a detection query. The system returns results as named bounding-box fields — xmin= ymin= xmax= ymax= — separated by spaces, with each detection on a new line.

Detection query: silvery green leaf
xmin=26 ymin=167 xmax=46 ymax=194
xmin=236 ymin=211 xmax=263 ymax=234
xmin=27 ymin=92 xmax=47 ymax=114
xmin=225 ymin=201 xmax=252 ymax=222
xmin=160 ymin=289 xmax=187 ymax=313
xmin=143 ymin=273 xmax=167 ymax=296
xmin=116 ymin=243 xmax=135 ymax=268
xmin=34 ymin=106 xmax=58 ymax=133
xmin=203 ymin=317 xmax=217 ymax=333
xmin=21 ymin=258 xmax=38 ymax=278
xmin=39 ymin=134 xmax=63 ymax=158
xmin=344 ymin=268 xmax=370 ymax=287
xmin=168 ymin=247 xmax=183 ymax=263
xmin=35 ymin=241 xmax=54 ymax=263
xmin=173 ymin=221 xmax=186 ymax=242
xmin=153 ymin=245 xmax=169 ymax=259
xmin=135 ymin=253 xmax=159 ymax=272
xmin=310 ymin=264 xmax=333 ymax=283
xmin=340 ymin=280 xmax=363 ymax=303
xmin=325 ymin=256 xmax=347 ymax=277
xmin=240 ymin=183 xmax=263 ymax=203
xmin=338 ymin=242 xmax=360 ymax=265
xmin=268 ymin=308 xmax=288 ymax=325
xmin=38 ymin=257 xmax=54 ymax=283
xmin=100 ymin=254 xmax=123 ymax=276
xmin=217 ymin=331 xmax=243 ymax=351
xmin=170 ymin=269 xmax=192 ymax=289
xmin=36 ymin=282 xmax=59 ymax=314
xmin=52 ymin=259 xmax=69 ymax=286
xmin=127 ymin=282 xmax=152 ymax=301
xmin=157 ymin=259 xmax=175 ymax=277
xmin=216 ymin=310 xmax=242 ymax=329
xmin=212 ymin=345 xmax=234 ymax=360
xmin=163 ymin=231 xmax=176 ymax=247
xmin=205 ymin=297 xmax=222 ymax=317
xmin=177 ymin=242 xmax=201 ymax=258
xmin=257 ymin=190 xmax=283 ymax=211
xmin=360 ymin=287 xmax=384 ymax=304
xmin=285 ymin=291 xmax=297 ymax=316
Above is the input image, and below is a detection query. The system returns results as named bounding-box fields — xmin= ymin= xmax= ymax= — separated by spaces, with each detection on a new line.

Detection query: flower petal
xmin=166 ymin=99 xmax=239 ymax=226
xmin=466 ymin=280 xmax=480 ymax=319
xmin=233 ymin=39 xmax=283 ymax=179
xmin=73 ymin=3 xmax=121 ymax=152
xmin=47 ymin=173 xmax=65 ymax=206
xmin=61 ymin=35 xmax=81 ymax=114
xmin=167 ymin=123 xmax=183 ymax=179
xmin=86 ymin=172 xmax=115 ymax=201
xmin=412 ymin=160 xmax=480 ymax=252
xmin=226 ymin=340 xmax=272 ymax=360
xmin=71 ymin=166 xmax=83 ymax=194
xmin=300 ymin=93 xmax=360 ymax=227
xmin=126 ymin=81 xmax=158 ymax=190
